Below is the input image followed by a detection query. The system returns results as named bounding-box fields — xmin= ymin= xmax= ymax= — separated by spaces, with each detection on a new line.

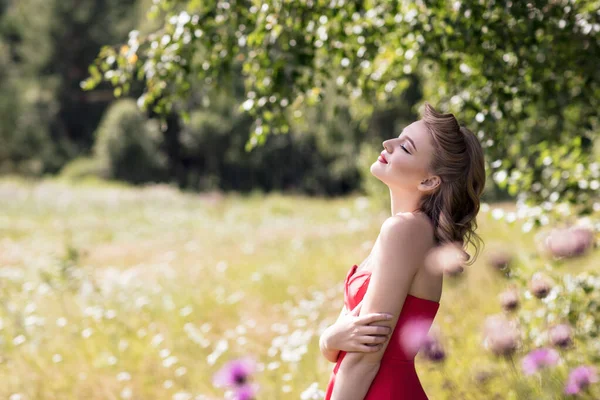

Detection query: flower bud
xmin=548 ymin=323 xmax=573 ymax=349
xmin=421 ymin=335 xmax=446 ymax=362
xmin=499 ymin=286 xmax=520 ymax=312
xmin=487 ymin=250 xmax=512 ymax=271
xmin=425 ymin=242 xmax=468 ymax=277
xmin=483 ymin=314 xmax=521 ymax=356
xmin=529 ymin=272 xmax=554 ymax=299
xmin=544 ymin=226 xmax=594 ymax=259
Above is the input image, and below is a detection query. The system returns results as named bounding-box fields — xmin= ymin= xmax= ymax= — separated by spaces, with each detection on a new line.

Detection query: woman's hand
xmin=323 ymin=301 xmax=393 ymax=353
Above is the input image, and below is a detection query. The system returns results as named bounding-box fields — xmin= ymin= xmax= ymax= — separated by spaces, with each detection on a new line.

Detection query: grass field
xmin=0 ymin=177 xmax=597 ymax=400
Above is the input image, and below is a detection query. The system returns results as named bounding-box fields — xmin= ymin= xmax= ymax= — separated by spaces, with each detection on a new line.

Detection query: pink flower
xmin=544 ymin=226 xmax=594 ymax=259
xmin=424 ymin=242 xmax=468 ymax=277
xmin=487 ymin=250 xmax=512 ymax=271
xmin=421 ymin=335 xmax=446 ymax=362
xmin=564 ymin=365 xmax=599 ymax=395
xmin=233 ymin=384 xmax=256 ymax=400
xmin=499 ymin=286 xmax=520 ymax=312
xmin=399 ymin=317 xmax=436 ymax=356
xmin=482 ymin=314 xmax=521 ymax=356
xmin=521 ymin=348 xmax=560 ymax=376
xmin=529 ymin=272 xmax=554 ymax=299
xmin=548 ymin=323 xmax=573 ymax=349
xmin=213 ymin=357 xmax=257 ymax=400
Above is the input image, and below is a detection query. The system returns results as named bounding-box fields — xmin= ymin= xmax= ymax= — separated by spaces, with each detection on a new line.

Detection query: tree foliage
xmin=84 ymin=0 xmax=600 ymax=221
xmin=0 ymin=0 xmax=142 ymax=173
xmin=93 ymin=99 xmax=168 ymax=184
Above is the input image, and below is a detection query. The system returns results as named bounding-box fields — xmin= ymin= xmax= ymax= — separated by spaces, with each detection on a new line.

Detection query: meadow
xmin=0 ymin=177 xmax=598 ymax=400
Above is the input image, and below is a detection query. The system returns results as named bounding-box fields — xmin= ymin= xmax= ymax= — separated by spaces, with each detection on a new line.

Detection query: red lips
xmin=378 ymin=152 xmax=388 ymax=164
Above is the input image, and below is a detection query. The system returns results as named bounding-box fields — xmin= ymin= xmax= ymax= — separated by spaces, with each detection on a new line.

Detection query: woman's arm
xmin=319 ymin=306 xmax=346 ymax=363
xmin=331 ymin=215 xmax=431 ymax=400
xmin=320 ymin=300 xmax=392 ymax=363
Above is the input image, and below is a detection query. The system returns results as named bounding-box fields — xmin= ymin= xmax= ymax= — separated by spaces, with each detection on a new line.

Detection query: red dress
xmin=324 ymin=264 xmax=440 ymax=400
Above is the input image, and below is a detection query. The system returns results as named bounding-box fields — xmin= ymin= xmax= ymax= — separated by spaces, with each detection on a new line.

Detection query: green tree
xmin=0 ymin=0 xmax=144 ymax=173
xmin=85 ymin=0 xmax=599 ymax=221
xmin=93 ymin=99 xmax=167 ymax=184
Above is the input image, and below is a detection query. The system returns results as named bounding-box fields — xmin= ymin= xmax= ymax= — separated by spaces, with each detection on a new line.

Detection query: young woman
xmin=319 ymin=103 xmax=486 ymax=399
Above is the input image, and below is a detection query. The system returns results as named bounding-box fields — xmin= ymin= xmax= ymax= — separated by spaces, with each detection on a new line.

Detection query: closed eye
xmin=400 ymin=144 xmax=411 ymax=154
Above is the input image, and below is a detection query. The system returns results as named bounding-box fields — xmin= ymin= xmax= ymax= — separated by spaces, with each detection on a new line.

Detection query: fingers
xmin=358 ymin=313 xmax=393 ymax=325
xmin=361 ymin=334 xmax=388 ymax=345
xmin=363 ymin=325 xmax=392 ymax=336
xmin=356 ymin=343 xmax=384 ymax=353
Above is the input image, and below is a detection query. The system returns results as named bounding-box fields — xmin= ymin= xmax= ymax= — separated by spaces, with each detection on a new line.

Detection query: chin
xmin=369 ymin=164 xmax=387 ymax=183
xmin=369 ymin=162 xmax=380 ymax=177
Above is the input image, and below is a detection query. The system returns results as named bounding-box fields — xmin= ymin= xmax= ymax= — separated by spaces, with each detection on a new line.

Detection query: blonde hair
xmin=418 ymin=103 xmax=486 ymax=266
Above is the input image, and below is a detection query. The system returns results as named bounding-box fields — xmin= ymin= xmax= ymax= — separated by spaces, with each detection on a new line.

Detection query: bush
xmin=59 ymin=156 xmax=109 ymax=181
xmin=93 ymin=99 xmax=167 ymax=184
xmin=0 ymin=69 xmax=66 ymax=175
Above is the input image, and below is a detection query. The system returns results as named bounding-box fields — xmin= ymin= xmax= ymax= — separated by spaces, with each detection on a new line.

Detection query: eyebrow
xmin=399 ymin=133 xmax=417 ymax=152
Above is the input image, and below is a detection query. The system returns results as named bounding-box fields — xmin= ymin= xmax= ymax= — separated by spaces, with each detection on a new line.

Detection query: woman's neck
xmin=389 ymin=186 xmax=422 ymax=216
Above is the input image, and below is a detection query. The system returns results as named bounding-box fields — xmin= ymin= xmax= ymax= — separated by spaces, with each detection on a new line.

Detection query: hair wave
xmin=418 ymin=103 xmax=487 ymax=266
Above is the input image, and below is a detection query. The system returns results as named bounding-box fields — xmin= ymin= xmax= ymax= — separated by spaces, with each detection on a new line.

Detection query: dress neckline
xmin=349 ymin=264 xmax=440 ymax=305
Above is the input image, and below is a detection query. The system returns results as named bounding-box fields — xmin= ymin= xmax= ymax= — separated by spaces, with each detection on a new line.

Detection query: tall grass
xmin=0 ymin=177 xmax=597 ymax=399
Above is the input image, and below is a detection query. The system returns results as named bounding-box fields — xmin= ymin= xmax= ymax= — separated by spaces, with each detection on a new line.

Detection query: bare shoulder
xmin=376 ymin=213 xmax=434 ymax=257
xmin=381 ymin=213 xmax=434 ymax=240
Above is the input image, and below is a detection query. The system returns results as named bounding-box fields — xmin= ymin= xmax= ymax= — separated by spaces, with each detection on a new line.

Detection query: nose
xmin=382 ymin=139 xmax=394 ymax=153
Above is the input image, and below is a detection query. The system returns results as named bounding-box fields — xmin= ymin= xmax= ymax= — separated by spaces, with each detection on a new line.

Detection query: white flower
xmin=300 ymin=382 xmax=326 ymax=400
xmin=117 ymin=372 xmax=131 ymax=382
xmin=173 ymin=393 xmax=192 ymax=400
xmin=120 ymin=387 xmax=133 ymax=399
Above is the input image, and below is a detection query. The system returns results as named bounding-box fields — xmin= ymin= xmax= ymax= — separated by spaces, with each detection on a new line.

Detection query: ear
xmin=418 ymin=175 xmax=441 ymax=193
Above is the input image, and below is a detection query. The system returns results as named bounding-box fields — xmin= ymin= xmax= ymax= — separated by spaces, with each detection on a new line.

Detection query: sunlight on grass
xmin=0 ymin=178 xmax=597 ymax=399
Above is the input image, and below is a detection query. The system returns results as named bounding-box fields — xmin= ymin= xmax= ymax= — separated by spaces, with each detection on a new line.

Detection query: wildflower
xmin=564 ymin=365 xmax=599 ymax=395
xmin=499 ymin=286 xmax=520 ymax=312
xmin=424 ymin=242 xmax=467 ymax=277
xmin=529 ymin=272 xmax=553 ymax=299
xmin=548 ymin=324 xmax=573 ymax=349
xmin=399 ymin=317 xmax=435 ymax=356
xmin=300 ymin=382 xmax=326 ymax=400
xmin=172 ymin=392 xmax=192 ymax=400
xmin=483 ymin=314 xmax=520 ymax=356
xmin=545 ymin=226 xmax=594 ymax=259
xmin=421 ymin=335 xmax=446 ymax=362
xmin=120 ymin=387 xmax=132 ymax=399
xmin=487 ymin=250 xmax=512 ymax=271
xmin=521 ymin=348 xmax=560 ymax=375
xmin=117 ymin=372 xmax=131 ymax=381
xmin=213 ymin=357 xmax=257 ymax=400
xmin=231 ymin=385 xmax=255 ymax=400
xmin=399 ymin=318 xmax=445 ymax=362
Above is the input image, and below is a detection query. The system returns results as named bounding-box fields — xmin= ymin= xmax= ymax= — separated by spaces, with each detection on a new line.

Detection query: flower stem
xmin=506 ymin=354 xmax=519 ymax=379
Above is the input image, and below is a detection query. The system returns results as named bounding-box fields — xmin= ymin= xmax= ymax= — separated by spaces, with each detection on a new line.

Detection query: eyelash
xmin=400 ymin=144 xmax=411 ymax=154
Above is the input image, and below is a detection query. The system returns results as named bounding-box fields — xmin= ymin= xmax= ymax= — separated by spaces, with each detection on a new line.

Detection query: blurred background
xmin=0 ymin=0 xmax=599 ymax=399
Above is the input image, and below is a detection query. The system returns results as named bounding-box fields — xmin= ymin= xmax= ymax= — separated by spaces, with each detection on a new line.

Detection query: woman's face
xmin=370 ymin=120 xmax=437 ymax=191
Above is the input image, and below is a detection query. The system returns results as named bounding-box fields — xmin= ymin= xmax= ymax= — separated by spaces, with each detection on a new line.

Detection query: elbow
xmin=319 ymin=336 xmax=339 ymax=363
xmin=322 ymin=348 xmax=339 ymax=364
